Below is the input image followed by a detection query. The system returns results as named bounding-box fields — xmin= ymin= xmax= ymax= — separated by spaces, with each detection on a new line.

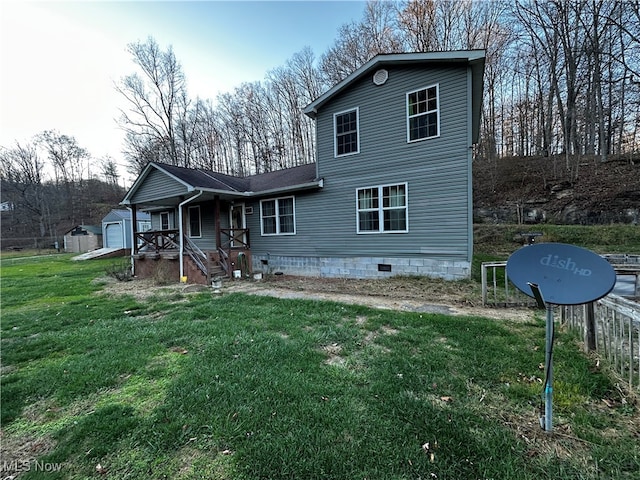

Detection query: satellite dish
xmin=506 ymin=243 xmax=616 ymax=305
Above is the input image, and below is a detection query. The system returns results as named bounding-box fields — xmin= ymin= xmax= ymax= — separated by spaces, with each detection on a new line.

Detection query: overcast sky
xmin=0 ymin=0 xmax=365 ymax=181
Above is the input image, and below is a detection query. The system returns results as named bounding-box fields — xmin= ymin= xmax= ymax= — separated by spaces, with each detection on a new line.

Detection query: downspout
xmin=126 ymin=207 xmax=135 ymax=276
xmin=178 ymin=191 xmax=204 ymax=279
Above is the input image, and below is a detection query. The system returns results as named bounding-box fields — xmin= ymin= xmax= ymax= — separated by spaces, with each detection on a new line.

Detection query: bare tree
xmin=0 ymin=142 xmax=51 ymax=237
xmin=397 ymin=0 xmax=438 ymax=51
xmin=117 ymin=37 xmax=187 ymax=167
xmin=36 ymin=131 xmax=89 ymax=225
xmin=37 ymin=130 xmax=88 ymax=186
xmin=320 ymin=1 xmax=401 ymax=85
xmin=99 ymin=155 xmax=120 ymax=187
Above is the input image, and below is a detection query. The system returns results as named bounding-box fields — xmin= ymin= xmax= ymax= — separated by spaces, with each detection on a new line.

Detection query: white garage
xmin=102 ymin=209 xmax=151 ymax=250
xmin=104 ymin=222 xmax=124 ymax=248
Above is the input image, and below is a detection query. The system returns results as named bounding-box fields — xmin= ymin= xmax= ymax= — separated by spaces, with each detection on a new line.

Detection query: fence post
xmin=585 ymin=302 xmax=596 ymax=351
xmin=481 ymin=264 xmax=487 ymax=305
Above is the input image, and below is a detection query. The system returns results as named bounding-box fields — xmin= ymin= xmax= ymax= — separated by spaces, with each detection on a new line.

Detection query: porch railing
xmin=217 ymin=228 xmax=250 ymax=277
xmin=218 ymin=247 xmax=230 ymax=278
xmin=133 ymin=228 xmax=250 ymax=280
xmin=184 ymin=235 xmax=209 ymax=283
xmin=220 ymin=228 xmax=250 ymax=250
xmin=135 ymin=229 xmax=180 ymax=252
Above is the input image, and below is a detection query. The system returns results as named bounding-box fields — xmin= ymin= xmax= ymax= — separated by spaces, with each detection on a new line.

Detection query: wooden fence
xmin=481 ymin=260 xmax=640 ymax=390
xmin=481 ymin=260 xmax=640 ymax=307
xmin=562 ymin=296 xmax=640 ymax=390
xmin=481 ymin=261 xmax=537 ymax=307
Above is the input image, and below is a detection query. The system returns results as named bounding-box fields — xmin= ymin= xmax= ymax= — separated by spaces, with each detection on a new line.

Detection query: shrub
xmin=105 ymin=258 xmax=132 ymax=282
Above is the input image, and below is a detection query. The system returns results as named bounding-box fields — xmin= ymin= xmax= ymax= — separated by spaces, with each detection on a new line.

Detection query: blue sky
xmin=0 ymin=0 xmax=366 ymax=177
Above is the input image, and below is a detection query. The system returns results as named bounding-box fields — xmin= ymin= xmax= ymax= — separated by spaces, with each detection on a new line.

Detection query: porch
xmin=132 ymin=228 xmax=251 ymax=285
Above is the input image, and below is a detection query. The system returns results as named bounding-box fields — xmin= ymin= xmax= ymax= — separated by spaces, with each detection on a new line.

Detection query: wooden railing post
xmin=215 ymin=196 xmax=221 ymax=249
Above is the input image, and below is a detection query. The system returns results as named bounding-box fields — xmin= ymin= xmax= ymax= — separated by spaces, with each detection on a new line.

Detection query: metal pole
xmin=544 ymin=303 xmax=554 ymax=432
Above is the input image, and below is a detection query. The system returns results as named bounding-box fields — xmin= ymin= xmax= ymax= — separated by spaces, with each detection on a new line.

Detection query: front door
xmin=230 ymin=204 xmax=246 ymax=247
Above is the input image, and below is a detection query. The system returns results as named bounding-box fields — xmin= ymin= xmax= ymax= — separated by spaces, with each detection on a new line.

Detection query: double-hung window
xmin=188 ymin=205 xmax=201 ymax=237
xmin=357 ymin=183 xmax=408 ymax=233
xmin=260 ymin=196 xmax=295 ymax=235
xmin=407 ymin=85 xmax=439 ymax=142
xmin=334 ymin=107 xmax=359 ymax=156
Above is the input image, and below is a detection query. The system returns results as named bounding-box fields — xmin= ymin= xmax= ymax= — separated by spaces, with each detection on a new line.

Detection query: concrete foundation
xmin=252 ymin=254 xmax=470 ymax=280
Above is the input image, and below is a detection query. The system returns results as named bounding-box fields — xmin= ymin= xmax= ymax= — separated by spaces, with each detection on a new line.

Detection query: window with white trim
xmin=357 ymin=183 xmax=408 ymax=233
xmin=260 ymin=196 xmax=295 ymax=235
xmin=160 ymin=212 xmax=170 ymax=230
xmin=334 ymin=108 xmax=359 ymax=156
xmin=188 ymin=205 xmax=201 ymax=237
xmin=407 ymin=85 xmax=439 ymax=142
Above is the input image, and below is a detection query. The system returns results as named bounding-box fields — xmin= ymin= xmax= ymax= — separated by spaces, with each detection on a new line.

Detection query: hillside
xmin=473 ymin=154 xmax=640 ymax=225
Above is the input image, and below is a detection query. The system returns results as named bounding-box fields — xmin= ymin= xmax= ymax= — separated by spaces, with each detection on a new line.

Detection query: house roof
xmin=303 ymin=50 xmax=486 ymax=142
xmin=121 ymin=162 xmax=321 ymax=206
xmin=103 ymin=208 xmax=151 ymax=222
xmin=64 ymin=225 xmax=103 ymax=235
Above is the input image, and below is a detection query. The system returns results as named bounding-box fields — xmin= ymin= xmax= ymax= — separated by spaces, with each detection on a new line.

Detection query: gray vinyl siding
xmin=151 ymin=210 xmax=177 ymax=230
xmin=130 ymin=169 xmax=189 ymax=204
xmin=245 ymin=191 xmax=323 ymax=257
xmin=253 ymin=65 xmax=473 ymax=261
xmin=190 ymin=202 xmax=221 ymax=250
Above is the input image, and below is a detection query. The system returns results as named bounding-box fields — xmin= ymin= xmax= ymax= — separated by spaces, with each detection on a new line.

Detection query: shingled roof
xmin=155 ymin=163 xmax=251 ymax=193
xmin=122 ymin=162 xmax=321 ymax=206
xmin=155 ymin=162 xmax=319 ymax=194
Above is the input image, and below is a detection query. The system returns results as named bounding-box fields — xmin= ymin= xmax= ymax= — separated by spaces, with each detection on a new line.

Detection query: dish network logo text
xmin=539 ymin=254 xmax=592 ymax=276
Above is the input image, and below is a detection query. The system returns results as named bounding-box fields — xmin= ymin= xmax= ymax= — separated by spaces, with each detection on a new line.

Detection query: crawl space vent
xmin=372 ymin=69 xmax=389 ymax=86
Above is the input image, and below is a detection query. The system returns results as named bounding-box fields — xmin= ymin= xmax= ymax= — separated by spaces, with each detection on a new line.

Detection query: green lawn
xmin=1 ymin=255 xmax=638 ymax=479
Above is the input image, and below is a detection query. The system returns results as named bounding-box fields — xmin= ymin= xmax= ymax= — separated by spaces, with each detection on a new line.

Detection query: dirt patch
xmin=99 ymin=274 xmax=535 ymax=322
xmin=0 ymin=431 xmax=57 ymax=477
xmin=225 ymin=275 xmax=536 ymax=322
xmin=96 ymin=277 xmax=208 ymax=301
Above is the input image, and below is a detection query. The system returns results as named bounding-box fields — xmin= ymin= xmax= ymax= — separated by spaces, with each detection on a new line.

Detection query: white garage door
xmin=105 ymin=223 xmax=123 ymax=248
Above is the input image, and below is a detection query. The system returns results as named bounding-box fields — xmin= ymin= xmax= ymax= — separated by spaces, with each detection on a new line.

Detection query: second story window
xmin=407 ymin=85 xmax=439 ymax=142
xmin=334 ymin=107 xmax=359 ymax=157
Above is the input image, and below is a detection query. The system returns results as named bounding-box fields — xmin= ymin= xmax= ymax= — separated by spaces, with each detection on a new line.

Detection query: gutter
xmin=178 ymin=191 xmax=204 ymax=279
xmin=188 ymin=179 xmax=324 ymax=199
xmin=244 ymin=179 xmax=324 ymax=197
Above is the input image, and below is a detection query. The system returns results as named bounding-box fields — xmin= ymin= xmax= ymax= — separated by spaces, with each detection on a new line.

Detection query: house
xmin=102 ymin=209 xmax=151 ymax=250
xmin=63 ymin=225 xmax=103 ymax=253
xmin=121 ymin=50 xmax=486 ymax=284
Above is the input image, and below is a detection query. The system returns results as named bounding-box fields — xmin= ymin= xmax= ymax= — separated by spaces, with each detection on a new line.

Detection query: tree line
xmin=2 ymin=0 xmax=638 ymax=242
xmin=117 ymin=0 xmax=640 ymax=178
xmin=0 ymin=132 xmax=125 ymax=244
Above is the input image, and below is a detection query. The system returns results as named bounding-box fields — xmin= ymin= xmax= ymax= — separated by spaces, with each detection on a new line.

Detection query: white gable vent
xmin=372 ymin=69 xmax=388 ymax=86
